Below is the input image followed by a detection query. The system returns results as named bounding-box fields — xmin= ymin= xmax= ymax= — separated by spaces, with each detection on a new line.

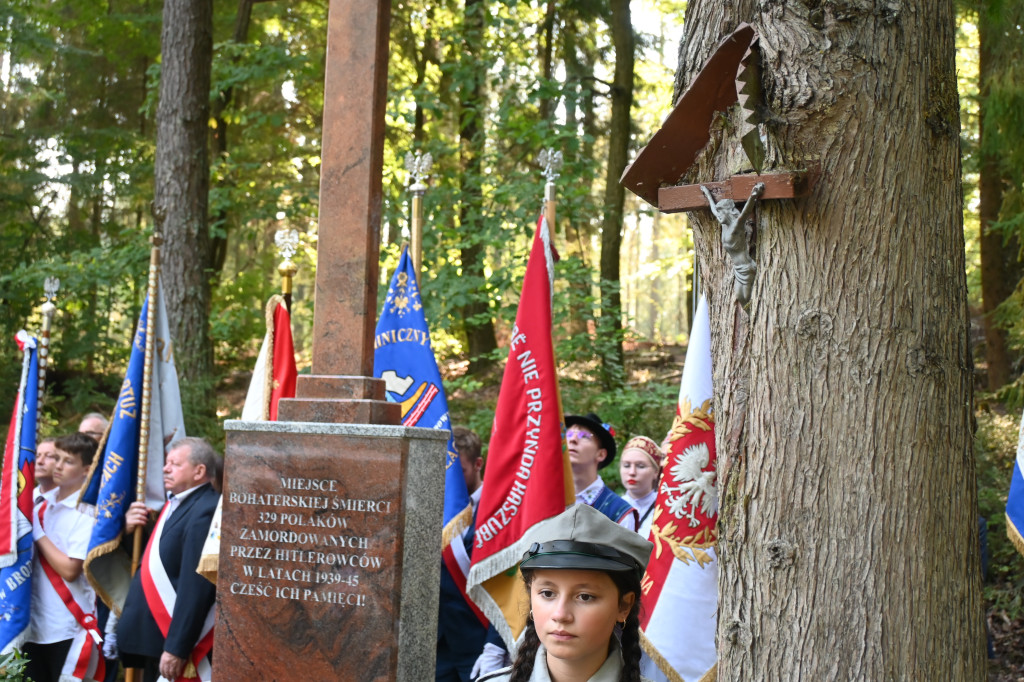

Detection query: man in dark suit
xmin=436 ymin=427 xmax=488 ymax=682
xmin=117 ymin=437 xmax=221 ymax=682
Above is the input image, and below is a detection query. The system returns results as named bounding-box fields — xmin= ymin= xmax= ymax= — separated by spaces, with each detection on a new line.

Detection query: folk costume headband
xmin=623 ymin=435 xmax=664 ymax=471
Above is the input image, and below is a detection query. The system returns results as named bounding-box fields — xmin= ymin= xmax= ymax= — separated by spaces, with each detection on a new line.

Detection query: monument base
xmin=277 ymin=375 xmax=402 ymax=425
xmin=214 ymin=420 xmax=447 ymax=681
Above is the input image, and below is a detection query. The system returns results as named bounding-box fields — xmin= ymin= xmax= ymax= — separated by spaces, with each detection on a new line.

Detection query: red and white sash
xmin=37 ymin=500 xmax=106 ymax=682
xmin=140 ymin=500 xmax=215 ymax=682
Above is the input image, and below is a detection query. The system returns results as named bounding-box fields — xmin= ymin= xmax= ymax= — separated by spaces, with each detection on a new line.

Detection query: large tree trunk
xmin=674 ymin=2 xmax=987 ymax=678
xmin=458 ymin=0 xmax=497 ymax=373
xmin=155 ymin=0 xmax=214 ymax=421
xmin=598 ymin=0 xmax=634 ymax=389
xmin=538 ymin=0 xmax=556 ymax=122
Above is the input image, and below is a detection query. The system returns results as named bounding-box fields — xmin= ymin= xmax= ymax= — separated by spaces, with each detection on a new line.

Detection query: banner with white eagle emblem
xmin=639 ymin=294 xmax=718 ymax=682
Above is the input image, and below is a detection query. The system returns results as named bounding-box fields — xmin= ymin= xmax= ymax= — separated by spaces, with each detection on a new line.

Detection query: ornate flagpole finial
xmin=404 ymin=150 xmax=434 ymax=194
xmin=538 ymin=148 xmax=563 ymax=184
xmin=38 ymin=276 xmax=61 ymax=415
xmin=275 ymin=228 xmax=300 ymax=263
xmin=404 ymin=150 xmax=434 ymax=281
xmin=538 ymin=148 xmax=563 ymax=230
xmin=275 ymin=228 xmax=300 ymax=306
xmin=42 ymin=276 xmax=60 ymax=314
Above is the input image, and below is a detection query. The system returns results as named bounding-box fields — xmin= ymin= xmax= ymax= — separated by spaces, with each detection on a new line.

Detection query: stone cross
xmin=217 ymin=6 xmax=445 ymax=681
xmin=277 ymin=0 xmax=399 ymax=425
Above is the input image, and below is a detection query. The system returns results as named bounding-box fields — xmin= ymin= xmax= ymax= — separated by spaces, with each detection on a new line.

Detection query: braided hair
xmin=509 ymin=567 xmax=644 ymax=682
xmin=609 ymin=570 xmax=644 ymax=682
xmin=508 ymin=610 xmax=542 ymax=682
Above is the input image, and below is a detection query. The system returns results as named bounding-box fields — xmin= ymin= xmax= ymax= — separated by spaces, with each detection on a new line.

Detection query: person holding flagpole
xmin=116 ymin=438 xmax=219 ymax=682
xmin=24 ymin=432 xmax=104 ymax=682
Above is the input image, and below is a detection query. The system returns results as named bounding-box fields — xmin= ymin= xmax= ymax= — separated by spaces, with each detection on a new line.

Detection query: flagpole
xmin=37 ymin=276 xmax=60 ymax=431
xmin=131 ymin=233 xmax=162 ymax=576
xmin=275 ymin=228 xmax=299 ymax=312
xmin=538 ymin=148 xmax=562 ymax=230
xmin=404 ymin=150 xmax=433 ymax=283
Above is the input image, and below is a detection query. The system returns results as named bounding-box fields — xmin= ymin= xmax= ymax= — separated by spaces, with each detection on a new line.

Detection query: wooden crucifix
xmin=621 ymin=22 xmax=820 ymax=212
xmin=276 ymin=0 xmax=400 ymax=425
xmin=620 ymin=24 xmax=819 ymax=305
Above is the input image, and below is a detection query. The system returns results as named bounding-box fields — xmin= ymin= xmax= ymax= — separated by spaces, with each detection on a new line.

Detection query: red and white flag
xmin=241 ymin=295 xmax=297 ymax=422
xmin=640 ymin=294 xmax=718 ymax=682
xmin=198 ymin=295 xmax=296 ymax=583
xmin=466 ymin=216 xmax=574 ymax=648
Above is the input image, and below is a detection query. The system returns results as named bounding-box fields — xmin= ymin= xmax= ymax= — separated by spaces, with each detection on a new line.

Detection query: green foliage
xmin=975 ymin=408 xmax=1024 ymax=617
xmin=0 ymin=0 xmax=160 ymax=421
xmin=0 ymin=0 xmax=686 ymax=441
xmin=0 ymin=649 xmax=30 ymax=682
xmin=960 ymin=2 xmax=1024 ymax=358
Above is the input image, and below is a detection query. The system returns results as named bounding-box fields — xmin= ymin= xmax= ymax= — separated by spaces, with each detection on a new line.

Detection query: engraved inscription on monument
xmin=216 ymin=424 xmax=446 ymax=681
xmin=225 ymin=477 xmax=389 ymax=607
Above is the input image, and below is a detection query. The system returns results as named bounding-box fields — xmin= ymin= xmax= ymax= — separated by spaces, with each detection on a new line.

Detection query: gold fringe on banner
xmin=639 ymin=629 xmax=718 ymax=682
xmin=640 ymin=630 xmax=686 ymax=682
xmin=441 ymin=504 xmax=473 ymax=550
xmin=196 ymin=552 xmax=219 ymax=583
xmin=1007 ymin=513 xmax=1024 ymax=557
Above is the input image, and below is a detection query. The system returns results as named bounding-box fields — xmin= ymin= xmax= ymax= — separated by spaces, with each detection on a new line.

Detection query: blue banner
xmin=0 ymin=333 xmax=39 ymax=653
xmin=1007 ymin=413 xmax=1024 ymax=557
xmin=373 ymin=249 xmax=469 ymax=542
xmin=80 ymin=296 xmax=149 ymax=611
xmin=82 ymin=296 xmax=147 ymax=514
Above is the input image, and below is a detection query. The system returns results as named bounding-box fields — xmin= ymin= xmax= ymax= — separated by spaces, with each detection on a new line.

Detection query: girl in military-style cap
xmin=478 ymin=505 xmax=654 ymax=682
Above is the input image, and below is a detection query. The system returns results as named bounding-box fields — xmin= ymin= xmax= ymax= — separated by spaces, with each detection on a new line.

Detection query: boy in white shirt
xmin=23 ymin=432 xmax=104 ymax=682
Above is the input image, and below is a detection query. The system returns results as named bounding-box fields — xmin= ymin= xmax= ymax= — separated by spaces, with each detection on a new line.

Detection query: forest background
xmin=2 ymin=0 xmax=1024 ymax=676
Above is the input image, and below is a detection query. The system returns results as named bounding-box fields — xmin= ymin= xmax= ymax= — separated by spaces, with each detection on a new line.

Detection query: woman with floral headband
xmin=618 ymin=436 xmax=664 ymax=538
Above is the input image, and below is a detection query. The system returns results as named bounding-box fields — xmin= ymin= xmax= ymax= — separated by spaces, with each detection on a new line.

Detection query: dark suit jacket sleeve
xmin=163 ymin=488 xmax=219 ymax=660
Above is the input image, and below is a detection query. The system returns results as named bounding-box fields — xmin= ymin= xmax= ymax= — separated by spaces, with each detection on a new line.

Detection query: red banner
xmin=467 ymin=216 xmax=573 ymax=647
xmin=269 ymin=301 xmax=297 ymax=421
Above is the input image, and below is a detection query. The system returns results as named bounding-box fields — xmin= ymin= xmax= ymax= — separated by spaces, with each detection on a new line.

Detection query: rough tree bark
xmin=538 ymin=0 xmax=557 ymax=122
xmin=598 ymin=0 xmax=634 ymax=389
xmin=674 ymin=1 xmax=987 ymax=678
xmin=154 ymin=0 xmax=214 ymax=415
